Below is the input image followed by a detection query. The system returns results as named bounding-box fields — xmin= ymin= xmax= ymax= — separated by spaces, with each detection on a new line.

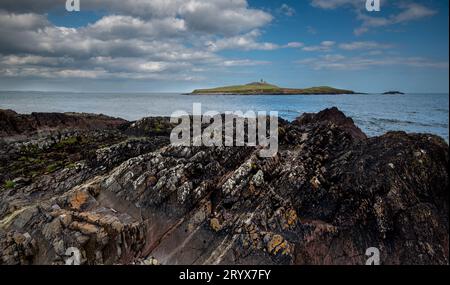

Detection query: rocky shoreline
xmin=0 ymin=108 xmax=448 ymax=265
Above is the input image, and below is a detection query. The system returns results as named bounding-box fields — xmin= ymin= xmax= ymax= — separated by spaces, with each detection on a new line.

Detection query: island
xmin=187 ymin=81 xmax=356 ymax=95
xmin=383 ymin=91 xmax=405 ymax=95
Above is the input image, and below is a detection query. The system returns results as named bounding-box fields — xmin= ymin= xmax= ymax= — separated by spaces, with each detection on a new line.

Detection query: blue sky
xmin=0 ymin=0 xmax=448 ymax=93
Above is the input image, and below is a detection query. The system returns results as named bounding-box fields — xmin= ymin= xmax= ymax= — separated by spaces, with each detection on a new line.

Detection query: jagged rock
xmin=0 ymin=107 xmax=448 ymax=265
xmin=0 ymin=109 xmax=127 ymax=137
xmin=0 ymin=231 xmax=37 ymax=265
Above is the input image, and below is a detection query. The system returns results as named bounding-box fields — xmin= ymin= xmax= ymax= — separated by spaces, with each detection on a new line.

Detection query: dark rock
xmin=383 ymin=91 xmax=405 ymax=95
xmin=0 ymin=110 xmax=127 ymax=137
xmin=294 ymin=107 xmax=367 ymax=141
xmin=0 ymin=108 xmax=447 ymax=265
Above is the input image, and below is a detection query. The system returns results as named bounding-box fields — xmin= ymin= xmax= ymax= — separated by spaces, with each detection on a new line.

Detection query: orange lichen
xmin=210 ymin=218 xmax=222 ymax=232
xmin=70 ymin=191 xmax=90 ymax=210
xmin=267 ymin=234 xmax=291 ymax=255
xmin=70 ymin=221 xmax=99 ymax=235
xmin=286 ymin=209 xmax=298 ymax=227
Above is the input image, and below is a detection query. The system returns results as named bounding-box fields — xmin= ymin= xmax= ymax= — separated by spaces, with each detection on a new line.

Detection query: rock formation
xmin=0 ymin=107 xmax=448 ymax=265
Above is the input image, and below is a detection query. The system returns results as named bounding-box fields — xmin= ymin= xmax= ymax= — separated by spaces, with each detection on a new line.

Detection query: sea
xmin=0 ymin=91 xmax=448 ymax=142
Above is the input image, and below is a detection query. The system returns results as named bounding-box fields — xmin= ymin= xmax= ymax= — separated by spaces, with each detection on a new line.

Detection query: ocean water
xmin=0 ymin=91 xmax=448 ymax=142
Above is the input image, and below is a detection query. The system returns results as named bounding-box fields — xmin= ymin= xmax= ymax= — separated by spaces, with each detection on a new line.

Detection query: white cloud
xmin=354 ymin=3 xmax=436 ymax=35
xmin=222 ymin=59 xmax=270 ymax=66
xmin=0 ymin=10 xmax=49 ymax=30
xmin=179 ymin=0 xmax=272 ymax=35
xmin=279 ymin=4 xmax=296 ymax=17
xmin=310 ymin=0 xmax=437 ymax=35
xmin=303 ymin=41 xmax=336 ymax=52
xmin=206 ymin=31 xmax=302 ymax=51
xmin=297 ymin=54 xmax=449 ymax=70
xmin=393 ymin=3 xmax=437 ymax=23
xmin=1 ymin=0 xmax=273 ymax=35
xmin=338 ymin=41 xmax=393 ymax=50
xmin=0 ymin=0 xmax=279 ymax=80
xmin=284 ymin=42 xmax=304 ymax=48
xmin=206 ymin=30 xmax=279 ymax=51
xmin=85 ymin=15 xmax=187 ymax=40
xmin=310 ymin=0 xmax=364 ymax=10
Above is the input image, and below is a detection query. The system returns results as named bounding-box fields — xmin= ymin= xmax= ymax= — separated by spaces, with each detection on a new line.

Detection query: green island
xmin=188 ymin=81 xmax=356 ymax=95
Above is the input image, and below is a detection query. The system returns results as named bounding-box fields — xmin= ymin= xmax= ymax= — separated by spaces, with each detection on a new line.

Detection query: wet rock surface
xmin=0 ymin=107 xmax=448 ymax=265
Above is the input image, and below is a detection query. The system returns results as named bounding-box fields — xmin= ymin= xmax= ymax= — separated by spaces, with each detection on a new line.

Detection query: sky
xmin=0 ymin=0 xmax=448 ymax=93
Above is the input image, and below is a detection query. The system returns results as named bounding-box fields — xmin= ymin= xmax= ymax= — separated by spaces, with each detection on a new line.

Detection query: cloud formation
xmin=297 ymin=54 xmax=449 ymax=70
xmin=338 ymin=41 xmax=393 ymax=50
xmin=0 ymin=0 xmax=445 ymax=89
xmin=310 ymin=0 xmax=437 ymax=35
xmin=302 ymin=41 xmax=336 ymax=52
xmin=278 ymin=4 xmax=296 ymax=17
xmin=0 ymin=0 xmax=281 ymax=81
